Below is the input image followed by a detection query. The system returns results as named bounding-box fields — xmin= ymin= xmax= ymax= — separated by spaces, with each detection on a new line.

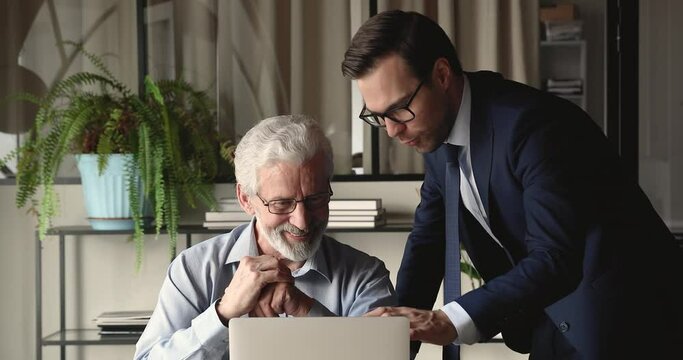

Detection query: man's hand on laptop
xmin=365 ymin=307 xmax=458 ymax=345
xmin=216 ymin=255 xmax=294 ymax=324
xmin=250 ymin=282 xmax=314 ymax=317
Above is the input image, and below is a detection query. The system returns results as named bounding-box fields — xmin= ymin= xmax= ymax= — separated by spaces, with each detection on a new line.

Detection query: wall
xmin=0 ymin=181 xmax=526 ymax=360
xmin=639 ymin=0 xmax=683 ymax=229
xmin=0 ymin=184 xmax=38 ymax=357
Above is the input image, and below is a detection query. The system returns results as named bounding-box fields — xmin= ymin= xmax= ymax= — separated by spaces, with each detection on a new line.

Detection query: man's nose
xmin=288 ymin=202 xmax=310 ymax=231
xmin=385 ymin=119 xmax=404 ymax=138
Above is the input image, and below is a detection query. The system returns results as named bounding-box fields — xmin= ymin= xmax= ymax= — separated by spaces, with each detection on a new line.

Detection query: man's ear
xmin=236 ymin=183 xmax=255 ymax=215
xmin=433 ymin=57 xmax=452 ymax=90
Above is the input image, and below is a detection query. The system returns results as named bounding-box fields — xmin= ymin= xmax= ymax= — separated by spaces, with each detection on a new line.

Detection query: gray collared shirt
xmin=134 ymin=219 xmax=397 ymax=359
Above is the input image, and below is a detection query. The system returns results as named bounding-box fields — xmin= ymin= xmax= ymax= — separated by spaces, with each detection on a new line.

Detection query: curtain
xmin=149 ymin=0 xmax=539 ymax=176
xmin=639 ymin=0 xmax=683 ymax=227
xmin=376 ymin=0 xmax=540 ymax=174
xmin=216 ymin=0 xmax=353 ymax=174
xmin=147 ymin=0 xmax=354 ymax=174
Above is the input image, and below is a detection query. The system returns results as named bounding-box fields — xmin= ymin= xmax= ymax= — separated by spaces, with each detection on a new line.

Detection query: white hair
xmin=234 ymin=114 xmax=333 ymax=195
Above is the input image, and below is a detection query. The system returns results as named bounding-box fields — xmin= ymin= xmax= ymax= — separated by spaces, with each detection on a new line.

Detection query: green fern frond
xmin=15 ymin=145 xmax=40 ymax=208
xmin=124 ymin=155 xmax=145 ymax=271
xmin=144 ymin=76 xmax=165 ymax=104
xmin=0 ymin=147 xmax=20 ymax=170
xmin=96 ymin=136 xmax=114 ymax=160
xmin=37 ymin=181 xmax=59 ymax=240
xmin=63 ymin=41 xmax=118 ymax=82
xmin=153 ymin=146 xmax=166 ymax=235
xmin=38 ymin=125 xmax=66 ymax=185
xmin=53 ymin=103 xmax=96 ymax=160
xmin=2 ymin=91 xmax=45 ymax=107
xmin=164 ymin=177 xmax=179 ymax=260
xmin=193 ymin=183 xmax=218 ymax=211
xmin=137 ymin=123 xmax=153 ymax=198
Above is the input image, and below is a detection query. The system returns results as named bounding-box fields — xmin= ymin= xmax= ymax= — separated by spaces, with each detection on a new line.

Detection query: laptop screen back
xmin=228 ymin=317 xmax=409 ymax=360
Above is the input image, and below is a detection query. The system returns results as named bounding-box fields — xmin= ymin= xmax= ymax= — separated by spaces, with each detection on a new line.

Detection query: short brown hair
xmin=341 ymin=10 xmax=462 ymax=81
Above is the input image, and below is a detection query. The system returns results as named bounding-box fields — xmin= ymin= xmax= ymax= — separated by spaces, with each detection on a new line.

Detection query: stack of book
xmin=327 ymin=199 xmax=386 ymax=229
xmin=545 ymin=78 xmax=583 ymax=96
xmin=94 ymin=310 xmax=153 ymax=336
xmin=543 ymin=20 xmax=582 ymax=41
xmin=203 ymin=198 xmax=251 ymax=229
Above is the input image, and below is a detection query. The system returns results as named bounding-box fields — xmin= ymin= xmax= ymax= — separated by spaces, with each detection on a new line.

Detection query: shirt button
xmin=558 ymin=321 xmax=570 ymax=333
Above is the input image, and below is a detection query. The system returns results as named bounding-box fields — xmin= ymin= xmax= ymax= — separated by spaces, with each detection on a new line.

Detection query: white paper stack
xmin=94 ymin=310 xmax=153 ymax=335
xmin=203 ymin=198 xmax=251 ymax=229
xmin=327 ymin=199 xmax=386 ymax=229
xmin=546 ymin=78 xmax=583 ymax=95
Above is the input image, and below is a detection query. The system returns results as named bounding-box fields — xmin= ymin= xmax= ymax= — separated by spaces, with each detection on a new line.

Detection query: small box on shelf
xmin=540 ymin=3 xmax=577 ymax=23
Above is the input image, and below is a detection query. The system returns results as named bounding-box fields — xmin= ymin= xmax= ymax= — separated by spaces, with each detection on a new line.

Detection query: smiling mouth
xmin=401 ymin=138 xmax=417 ymax=146
xmin=284 ymin=230 xmax=309 ymax=242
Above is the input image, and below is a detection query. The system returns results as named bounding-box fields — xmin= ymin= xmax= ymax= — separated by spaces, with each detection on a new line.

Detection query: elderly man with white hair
xmin=135 ymin=114 xmax=397 ymax=360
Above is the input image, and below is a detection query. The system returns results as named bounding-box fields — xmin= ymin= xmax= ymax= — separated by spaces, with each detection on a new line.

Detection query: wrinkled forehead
xmin=255 ymin=155 xmax=330 ymax=195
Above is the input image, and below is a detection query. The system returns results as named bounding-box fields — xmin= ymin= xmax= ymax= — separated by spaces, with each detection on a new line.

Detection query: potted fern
xmin=1 ymin=44 xmax=232 ymax=269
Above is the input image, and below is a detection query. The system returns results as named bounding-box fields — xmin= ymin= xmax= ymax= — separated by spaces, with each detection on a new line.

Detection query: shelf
xmin=673 ymin=231 xmax=683 ymax=248
xmin=540 ymin=39 xmax=585 ymax=46
xmin=43 ymin=329 xmax=139 ymax=346
xmin=46 ymin=223 xmax=414 ymax=235
xmin=540 ymin=38 xmax=587 ymax=112
xmin=45 ymin=224 xmax=222 ymax=236
xmin=327 ymin=223 xmax=413 ymax=232
xmin=554 ymin=94 xmax=584 ymax=100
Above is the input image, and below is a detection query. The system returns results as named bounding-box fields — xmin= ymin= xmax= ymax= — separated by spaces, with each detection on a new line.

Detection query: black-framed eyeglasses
xmin=255 ymin=185 xmax=334 ymax=214
xmin=359 ymin=80 xmax=424 ymax=127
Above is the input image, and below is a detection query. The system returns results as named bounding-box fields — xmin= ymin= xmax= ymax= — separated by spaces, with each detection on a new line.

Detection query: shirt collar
xmin=225 ymin=218 xmax=331 ymax=282
xmin=445 ymin=73 xmax=471 ymax=147
xmin=295 ymin=235 xmax=331 ymax=282
xmin=226 ymin=218 xmax=259 ymax=264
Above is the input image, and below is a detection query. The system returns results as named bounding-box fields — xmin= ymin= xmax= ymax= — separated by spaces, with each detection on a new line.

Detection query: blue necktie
xmin=443 ymin=144 xmax=461 ymax=360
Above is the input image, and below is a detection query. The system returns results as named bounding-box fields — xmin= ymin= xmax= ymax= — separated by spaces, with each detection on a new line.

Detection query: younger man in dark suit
xmin=342 ymin=9 xmax=683 ymax=360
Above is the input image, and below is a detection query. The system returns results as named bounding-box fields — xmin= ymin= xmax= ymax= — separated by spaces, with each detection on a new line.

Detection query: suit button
xmin=558 ymin=321 xmax=570 ymax=333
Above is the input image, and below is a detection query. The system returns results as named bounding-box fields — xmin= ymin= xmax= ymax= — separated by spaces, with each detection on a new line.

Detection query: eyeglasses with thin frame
xmin=255 ymin=185 xmax=334 ymax=214
xmin=359 ymin=80 xmax=424 ymax=127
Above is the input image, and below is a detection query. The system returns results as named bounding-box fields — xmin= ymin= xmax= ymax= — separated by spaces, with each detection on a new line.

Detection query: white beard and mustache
xmin=257 ymin=218 xmax=327 ymax=262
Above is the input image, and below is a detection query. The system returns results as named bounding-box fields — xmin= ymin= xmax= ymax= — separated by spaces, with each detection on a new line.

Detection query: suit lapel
xmin=468 ymin=73 xmax=494 ymax=218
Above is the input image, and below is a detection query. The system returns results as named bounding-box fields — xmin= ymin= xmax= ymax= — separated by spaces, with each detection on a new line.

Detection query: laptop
xmin=228 ymin=316 xmax=410 ymax=360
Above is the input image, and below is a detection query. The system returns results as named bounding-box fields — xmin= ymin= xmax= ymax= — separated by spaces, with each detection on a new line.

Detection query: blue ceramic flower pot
xmin=76 ymin=154 xmax=152 ymax=230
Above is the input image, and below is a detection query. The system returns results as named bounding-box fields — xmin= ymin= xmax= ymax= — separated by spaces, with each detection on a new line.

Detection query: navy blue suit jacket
xmin=396 ymin=71 xmax=683 ymax=359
